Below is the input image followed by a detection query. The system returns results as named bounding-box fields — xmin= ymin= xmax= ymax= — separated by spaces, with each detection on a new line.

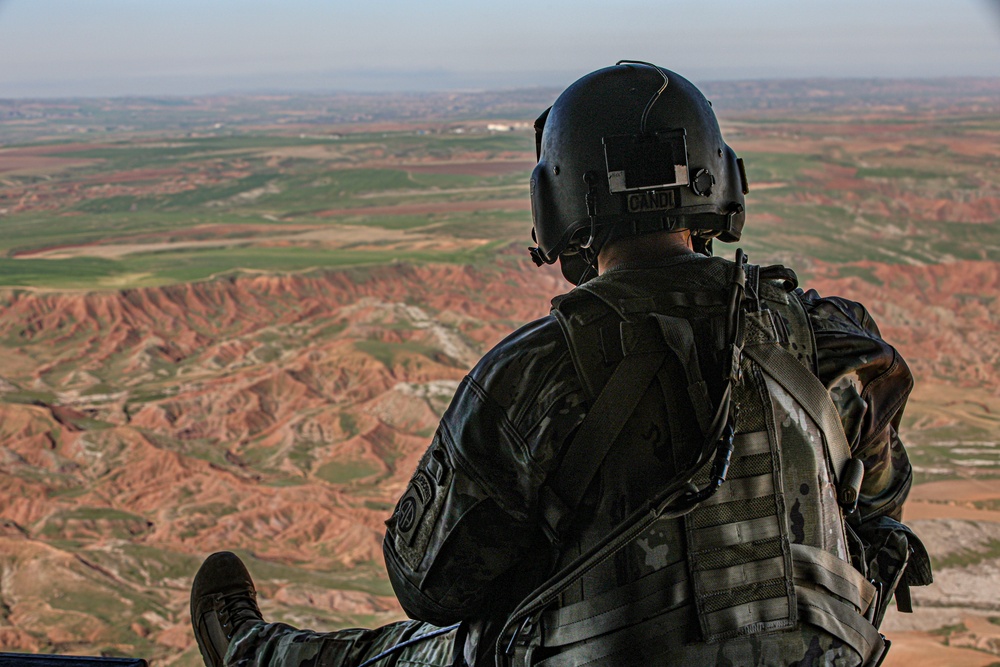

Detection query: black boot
xmin=191 ymin=552 xmax=265 ymax=667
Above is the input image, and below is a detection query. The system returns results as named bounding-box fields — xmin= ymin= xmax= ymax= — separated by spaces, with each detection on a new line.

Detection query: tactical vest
xmin=508 ymin=258 xmax=885 ymax=667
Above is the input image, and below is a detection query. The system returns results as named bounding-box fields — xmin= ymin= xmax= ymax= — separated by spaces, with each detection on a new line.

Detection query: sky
xmin=1 ymin=0 xmax=999 ymax=97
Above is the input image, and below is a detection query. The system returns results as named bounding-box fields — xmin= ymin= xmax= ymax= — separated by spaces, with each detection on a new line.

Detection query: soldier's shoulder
xmin=796 ymin=288 xmax=883 ymax=338
xmin=443 ymin=313 xmax=586 ymax=506
xmin=470 ymin=313 xmax=569 ymax=387
xmin=463 ymin=313 xmax=582 ymax=431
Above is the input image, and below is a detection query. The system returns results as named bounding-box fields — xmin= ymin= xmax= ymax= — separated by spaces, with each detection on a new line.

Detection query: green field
xmin=0 ymin=127 xmax=539 ymax=288
xmin=3 ymin=107 xmax=998 ymax=289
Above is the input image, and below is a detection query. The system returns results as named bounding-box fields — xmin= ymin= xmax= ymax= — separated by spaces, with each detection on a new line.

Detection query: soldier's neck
xmin=598 ymin=230 xmax=695 ymax=275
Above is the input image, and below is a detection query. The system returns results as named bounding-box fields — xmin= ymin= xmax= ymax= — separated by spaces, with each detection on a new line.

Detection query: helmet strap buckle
xmin=528 ymin=246 xmax=549 ymax=267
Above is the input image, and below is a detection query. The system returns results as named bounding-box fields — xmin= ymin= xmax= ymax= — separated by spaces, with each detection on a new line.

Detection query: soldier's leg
xmin=226 ymin=620 xmax=460 ymax=667
xmin=192 ymin=552 xmax=460 ymax=667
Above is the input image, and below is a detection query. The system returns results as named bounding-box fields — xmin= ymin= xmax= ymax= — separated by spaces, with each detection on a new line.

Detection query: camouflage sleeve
xmin=383 ymin=315 xmax=586 ymax=626
xmin=800 ymin=290 xmax=914 ymax=522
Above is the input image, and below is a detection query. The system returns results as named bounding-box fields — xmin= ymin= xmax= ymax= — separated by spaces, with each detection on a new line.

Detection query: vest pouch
xmin=682 ymin=425 xmax=798 ymax=641
xmin=854 ymin=515 xmax=933 ymax=626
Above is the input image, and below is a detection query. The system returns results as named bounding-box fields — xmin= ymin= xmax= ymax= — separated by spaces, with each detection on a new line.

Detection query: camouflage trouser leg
xmin=225 ymin=619 xmax=459 ymax=667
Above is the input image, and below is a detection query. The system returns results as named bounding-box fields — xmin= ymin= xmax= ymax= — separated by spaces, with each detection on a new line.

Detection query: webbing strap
xmin=702 ymin=595 xmax=793 ymax=638
xmin=540 ymin=341 xmax=668 ymax=539
xmin=792 ymin=544 xmax=877 ymax=613
xmin=541 ymin=561 xmax=689 ymax=647
xmin=537 ymin=549 xmax=877 ymax=655
xmin=689 ymin=494 xmax=778 ymax=530
xmin=743 ymin=343 xmax=852 ymax=481
xmin=797 ymin=587 xmax=884 ymax=662
xmin=535 ymin=606 xmax=692 ymax=667
xmin=652 ymin=313 xmax=712 ymax=434
xmin=688 ymin=515 xmax=782 ymax=551
xmin=695 ymin=557 xmax=787 ymax=596
xmin=705 ymin=469 xmax=774 ymax=504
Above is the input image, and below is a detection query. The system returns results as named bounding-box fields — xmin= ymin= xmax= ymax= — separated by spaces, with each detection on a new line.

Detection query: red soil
xmin=807 ymin=260 xmax=1000 ymax=392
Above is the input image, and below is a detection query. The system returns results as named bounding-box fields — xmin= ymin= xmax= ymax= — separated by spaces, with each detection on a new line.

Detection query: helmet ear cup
xmin=529 ymin=162 xmax=556 ymax=264
xmin=534 ymin=107 xmax=551 ymax=161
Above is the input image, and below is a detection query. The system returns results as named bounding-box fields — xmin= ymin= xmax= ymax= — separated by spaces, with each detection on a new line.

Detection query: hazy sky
xmin=1 ymin=0 xmax=999 ymax=97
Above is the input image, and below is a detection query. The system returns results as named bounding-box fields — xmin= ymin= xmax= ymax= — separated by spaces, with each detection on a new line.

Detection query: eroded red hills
xmin=0 ymin=256 xmax=997 ymax=662
xmin=0 ymin=260 xmax=568 ymax=660
xmin=808 ymin=260 xmax=1000 ymax=390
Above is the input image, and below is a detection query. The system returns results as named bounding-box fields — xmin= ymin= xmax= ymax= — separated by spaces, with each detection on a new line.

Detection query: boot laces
xmin=218 ymin=590 xmax=261 ymax=639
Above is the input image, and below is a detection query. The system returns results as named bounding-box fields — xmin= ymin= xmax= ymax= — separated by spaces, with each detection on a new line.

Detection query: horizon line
xmin=2 ymin=74 xmax=1000 ymax=102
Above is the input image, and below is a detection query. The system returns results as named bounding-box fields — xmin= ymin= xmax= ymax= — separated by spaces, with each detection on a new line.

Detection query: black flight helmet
xmin=529 ymin=62 xmax=749 ymax=284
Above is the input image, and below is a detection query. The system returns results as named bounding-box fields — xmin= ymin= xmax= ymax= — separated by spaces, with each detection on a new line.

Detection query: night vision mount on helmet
xmin=528 ymin=61 xmax=750 ymax=285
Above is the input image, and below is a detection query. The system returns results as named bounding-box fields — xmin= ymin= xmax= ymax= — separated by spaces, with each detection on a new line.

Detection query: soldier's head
xmin=528 ymin=62 xmax=749 ymax=284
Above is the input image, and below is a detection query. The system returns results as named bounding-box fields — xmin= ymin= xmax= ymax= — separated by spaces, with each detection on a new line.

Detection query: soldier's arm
xmin=382 ymin=415 xmax=550 ymax=626
xmin=383 ymin=316 xmax=584 ymax=625
xmin=802 ymin=291 xmax=914 ymax=522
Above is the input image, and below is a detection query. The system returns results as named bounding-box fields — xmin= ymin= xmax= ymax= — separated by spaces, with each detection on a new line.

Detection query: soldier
xmin=191 ymin=62 xmax=931 ymax=667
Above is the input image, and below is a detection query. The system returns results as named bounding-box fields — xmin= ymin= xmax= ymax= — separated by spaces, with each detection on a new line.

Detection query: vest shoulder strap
xmin=543 ymin=311 xmax=674 ymax=542
xmin=543 ymin=282 xmax=720 ymax=542
xmin=743 ymin=341 xmax=851 ymax=482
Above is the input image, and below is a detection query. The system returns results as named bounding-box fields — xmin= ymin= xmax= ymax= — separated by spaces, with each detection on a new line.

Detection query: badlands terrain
xmin=0 ymin=79 xmax=999 ymax=666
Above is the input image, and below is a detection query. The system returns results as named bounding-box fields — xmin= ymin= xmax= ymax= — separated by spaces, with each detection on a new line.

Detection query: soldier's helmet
xmin=529 ymin=62 xmax=749 ymax=284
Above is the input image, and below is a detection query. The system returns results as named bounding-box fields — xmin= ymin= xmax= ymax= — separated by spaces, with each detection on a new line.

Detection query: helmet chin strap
xmin=580 ymin=246 xmax=599 ymax=282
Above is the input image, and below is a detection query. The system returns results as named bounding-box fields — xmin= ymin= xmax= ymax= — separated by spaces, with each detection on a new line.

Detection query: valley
xmin=0 ymin=80 xmax=998 ymax=665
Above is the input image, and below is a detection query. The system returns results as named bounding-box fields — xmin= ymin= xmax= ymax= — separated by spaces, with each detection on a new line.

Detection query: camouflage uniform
xmin=229 ymin=254 xmax=926 ymax=667
xmin=226 ymin=620 xmax=459 ymax=667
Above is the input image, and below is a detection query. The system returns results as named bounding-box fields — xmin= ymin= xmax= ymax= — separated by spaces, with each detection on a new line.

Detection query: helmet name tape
xmin=603 ymin=130 xmax=689 ymax=193
xmin=626 ymin=189 xmax=675 ymax=213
